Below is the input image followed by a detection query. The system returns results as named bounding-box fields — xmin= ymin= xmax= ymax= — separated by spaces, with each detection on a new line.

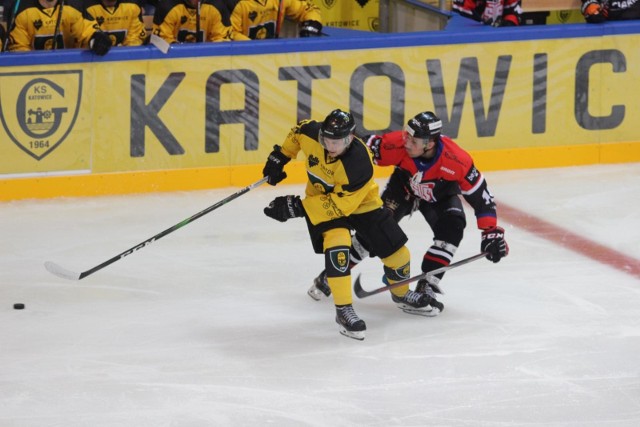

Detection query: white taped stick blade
xmin=150 ymin=34 xmax=170 ymax=54
xmin=45 ymin=261 xmax=81 ymax=281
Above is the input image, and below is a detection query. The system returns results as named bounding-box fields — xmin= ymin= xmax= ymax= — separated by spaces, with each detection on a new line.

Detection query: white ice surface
xmin=1 ymin=163 xmax=640 ymax=426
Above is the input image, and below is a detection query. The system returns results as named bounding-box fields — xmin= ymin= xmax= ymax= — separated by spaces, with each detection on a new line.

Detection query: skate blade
xmin=338 ymin=327 xmax=365 ymax=341
xmin=397 ymin=305 xmax=442 ymax=317
xmin=307 ymin=287 xmax=323 ymax=301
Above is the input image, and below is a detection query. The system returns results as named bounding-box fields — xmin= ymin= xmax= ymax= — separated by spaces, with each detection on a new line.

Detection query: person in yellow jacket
xmin=152 ymin=0 xmax=248 ymax=43
xmin=261 ymin=109 xmax=434 ymax=341
xmin=83 ymin=0 xmax=146 ymax=46
xmin=225 ymin=0 xmax=322 ymax=39
xmin=7 ymin=0 xmax=112 ymax=54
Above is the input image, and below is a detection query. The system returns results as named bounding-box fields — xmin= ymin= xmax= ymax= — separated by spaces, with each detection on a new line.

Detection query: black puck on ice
xmin=13 ymin=303 xmax=25 ymax=310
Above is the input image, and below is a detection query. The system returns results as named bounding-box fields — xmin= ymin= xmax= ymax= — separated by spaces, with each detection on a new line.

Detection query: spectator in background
xmin=224 ymin=0 xmax=322 ymax=39
xmin=7 ymin=0 xmax=111 ymax=54
xmin=452 ymin=0 xmax=522 ymax=27
xmin=581 ymin=1 xmax=640 ymax=23
xmin=152 ymin=0 xmax=248 ymax=43
xmin=84 ymin=0 xmax=147 ymax=46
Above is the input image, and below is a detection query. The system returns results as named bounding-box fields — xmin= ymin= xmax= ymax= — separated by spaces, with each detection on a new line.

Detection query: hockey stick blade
xmin=150 ymin=34 xmax=170 ymax=54
xmin=45 ymin=261 xmax=82 ymax=281
xmin=44 ymin=177 xmax=269 ymax=281
xmin=353 ymin=252 xmax=487 ymax=298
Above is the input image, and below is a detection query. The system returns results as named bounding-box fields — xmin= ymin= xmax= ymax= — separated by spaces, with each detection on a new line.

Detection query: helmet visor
xmin=319 ymin=132 xmax=353 ymax=155
xmin=402 ymin=125 xmax=429 ymax=147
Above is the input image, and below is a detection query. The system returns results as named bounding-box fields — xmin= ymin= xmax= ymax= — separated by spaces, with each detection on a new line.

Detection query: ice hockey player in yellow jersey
xmin=152 ymin=0 xmax=249 ymax=43
xmin=7 ymin=0 xmax=112 ymax=54
xmin=84 ymin=0 xmax=147 ymax=46
xmin=225 ymin=0 xmax=322 ymax=39
xmin=261 ymin=109 xmax=434 ymax=340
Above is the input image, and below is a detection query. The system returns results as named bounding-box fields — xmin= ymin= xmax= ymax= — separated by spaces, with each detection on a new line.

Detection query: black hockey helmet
xmin=319 ymin=109 xmax=356 ymax=153
xmin=320 ymin=109 xmax=356 ymax=139
xmin=405 ymin=111 xmax=442 ymax=140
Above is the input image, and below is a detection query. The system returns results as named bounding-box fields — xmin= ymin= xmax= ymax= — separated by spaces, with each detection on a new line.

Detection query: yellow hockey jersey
xmin=8 ymin=0 xmax=100 ymax=51
xmin=226 ymin=0 xmax=321 ymax=39
xmin=279 ymin=119 xmax=383 ymax=225
xmin=84 ymin=0 xmax=146 ymax=46
xmin=152 ymin=0 xmax=248 ymax=43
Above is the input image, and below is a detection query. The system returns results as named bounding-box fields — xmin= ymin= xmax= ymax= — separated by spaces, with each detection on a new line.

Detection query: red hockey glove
xmin=582 ymin=0 xmax=607 ymax=23
xmin=262 ymin=145 xmax=290 ymax=186
xmin=481 ymin=226 xmax=509 ymax=263
xmin=264 ymin=196 xmax=304 ymax=222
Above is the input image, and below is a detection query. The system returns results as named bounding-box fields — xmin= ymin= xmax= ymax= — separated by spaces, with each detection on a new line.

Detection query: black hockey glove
xmin=299 ymin=20 xmax=322 ymax=37
xmin=264 ymin=195 xmax=304 ymax=222
xmin=262 ymin=145 xmax=290 ymax=186
xmin=481 ymin=226 xmax=509 ymax=263
xmin=365 ymin=135 xmax=382 ymax=162
xmin=90 ymin=31 xmax=112 ymax=56
xmin=582 ymin=0 xmax=607 ymax=23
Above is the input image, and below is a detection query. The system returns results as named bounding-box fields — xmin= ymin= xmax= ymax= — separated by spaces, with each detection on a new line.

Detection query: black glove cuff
xmin=268 ymin=145 xmax=291 ymax=166
xmin=299 ymin=20 xmax=322 ymax=37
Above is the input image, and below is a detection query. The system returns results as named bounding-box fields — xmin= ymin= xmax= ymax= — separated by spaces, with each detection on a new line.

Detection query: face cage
xmin=319 ymin=132 xmax=353 ymax=154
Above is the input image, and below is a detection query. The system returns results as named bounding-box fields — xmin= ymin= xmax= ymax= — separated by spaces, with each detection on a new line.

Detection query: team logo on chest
xmin=410 ymin=171 xmax=436 ymax=202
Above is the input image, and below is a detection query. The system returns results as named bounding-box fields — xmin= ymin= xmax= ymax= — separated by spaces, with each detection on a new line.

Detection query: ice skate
xmin=391 ymin=288 xmax=444 ymax=317
xmin=308 ymin=270 xmax=331 ymax=301
xmin=335 ymin=304 xmax=366 ymax=340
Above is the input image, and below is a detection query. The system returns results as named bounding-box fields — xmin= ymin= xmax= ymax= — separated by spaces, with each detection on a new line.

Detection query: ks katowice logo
xmin=0 ymin=70 xmax=82 ymax=160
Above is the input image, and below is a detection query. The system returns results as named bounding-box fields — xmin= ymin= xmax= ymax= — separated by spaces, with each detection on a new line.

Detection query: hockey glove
xmin=89 ymin=31 xmax=112 ymax=56
xmin=262 ymin=145 xmax=291 ymax=186
xmin=264 ymin=195 xmax=304 ymax=222
xmin=299 ymin=20 xmax=322 ymax=37
xmin=365 ymin=135 xmax=382 ymax=162
xmin=481 ymin=226 xmax=509 ymax=263
xmin=581 ymin=0 xmax=607 ymax=23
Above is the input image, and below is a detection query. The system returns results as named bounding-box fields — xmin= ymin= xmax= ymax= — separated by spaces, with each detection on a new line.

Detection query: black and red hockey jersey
xmin=367 ymin=130 xmax=498 ymax=230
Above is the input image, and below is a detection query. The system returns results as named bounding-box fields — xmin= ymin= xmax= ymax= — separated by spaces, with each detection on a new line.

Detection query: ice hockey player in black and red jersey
xmin=261 ymin=109 xmax=438 ymax=341
xmin=452 ymin=0 xmax=522 ymax=27
xmin=581 ymin=0 xmax=640 ymax=23
xmin=308 ymin=111 xmax=509 ymax=310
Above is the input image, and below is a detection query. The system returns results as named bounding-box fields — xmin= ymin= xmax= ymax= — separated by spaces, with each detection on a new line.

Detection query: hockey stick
xmin=3 ymin=0 xmax=22 ymax=52
xmin=149 ymin=34 xmax=170 ymax=54
xmin=45 ymin=177 xmax=269 ymax=281
xmin=353 ymin=252 xmax=487 ymax=298
xmin=195 ymin=0 xmax=201 ymax=42
xmin=52 ymin=0 xmax=64 ymax=51
xmin=274 ymin=0 xmax=284 ymax=38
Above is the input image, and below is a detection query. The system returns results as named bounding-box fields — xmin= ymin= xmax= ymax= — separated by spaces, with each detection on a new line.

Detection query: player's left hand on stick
xmin=481 ymin=226 xmax=509 ymax=263
xmin=262 ymin=145 xmax=291 ymax=186
xmin=264 ymin=196 xmax=304 ymax=222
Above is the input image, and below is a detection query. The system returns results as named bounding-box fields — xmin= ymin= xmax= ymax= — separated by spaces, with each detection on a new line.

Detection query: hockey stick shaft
xmin=52 ymin=0 xmax=64 ymax=51
xmin=3 ymin=0 xmax=22 ymax=52
xmin=45 ymin=177 xmax=268 ymax=281
xmin=353 ymin=252 xmax=487 ymax=298
xmin=274 ymin=0 xmax=284 ymax=38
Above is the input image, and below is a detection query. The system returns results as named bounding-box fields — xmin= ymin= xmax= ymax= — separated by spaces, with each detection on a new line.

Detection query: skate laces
xmin=403 ymin=290 xmax=424 ymax=305
xmin=339 ymin=305 xmax=360 ymax=325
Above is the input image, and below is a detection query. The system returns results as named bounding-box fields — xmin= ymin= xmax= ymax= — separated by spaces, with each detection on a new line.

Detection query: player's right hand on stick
xmin=262 ymin=145 xmax=291 ymax=186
